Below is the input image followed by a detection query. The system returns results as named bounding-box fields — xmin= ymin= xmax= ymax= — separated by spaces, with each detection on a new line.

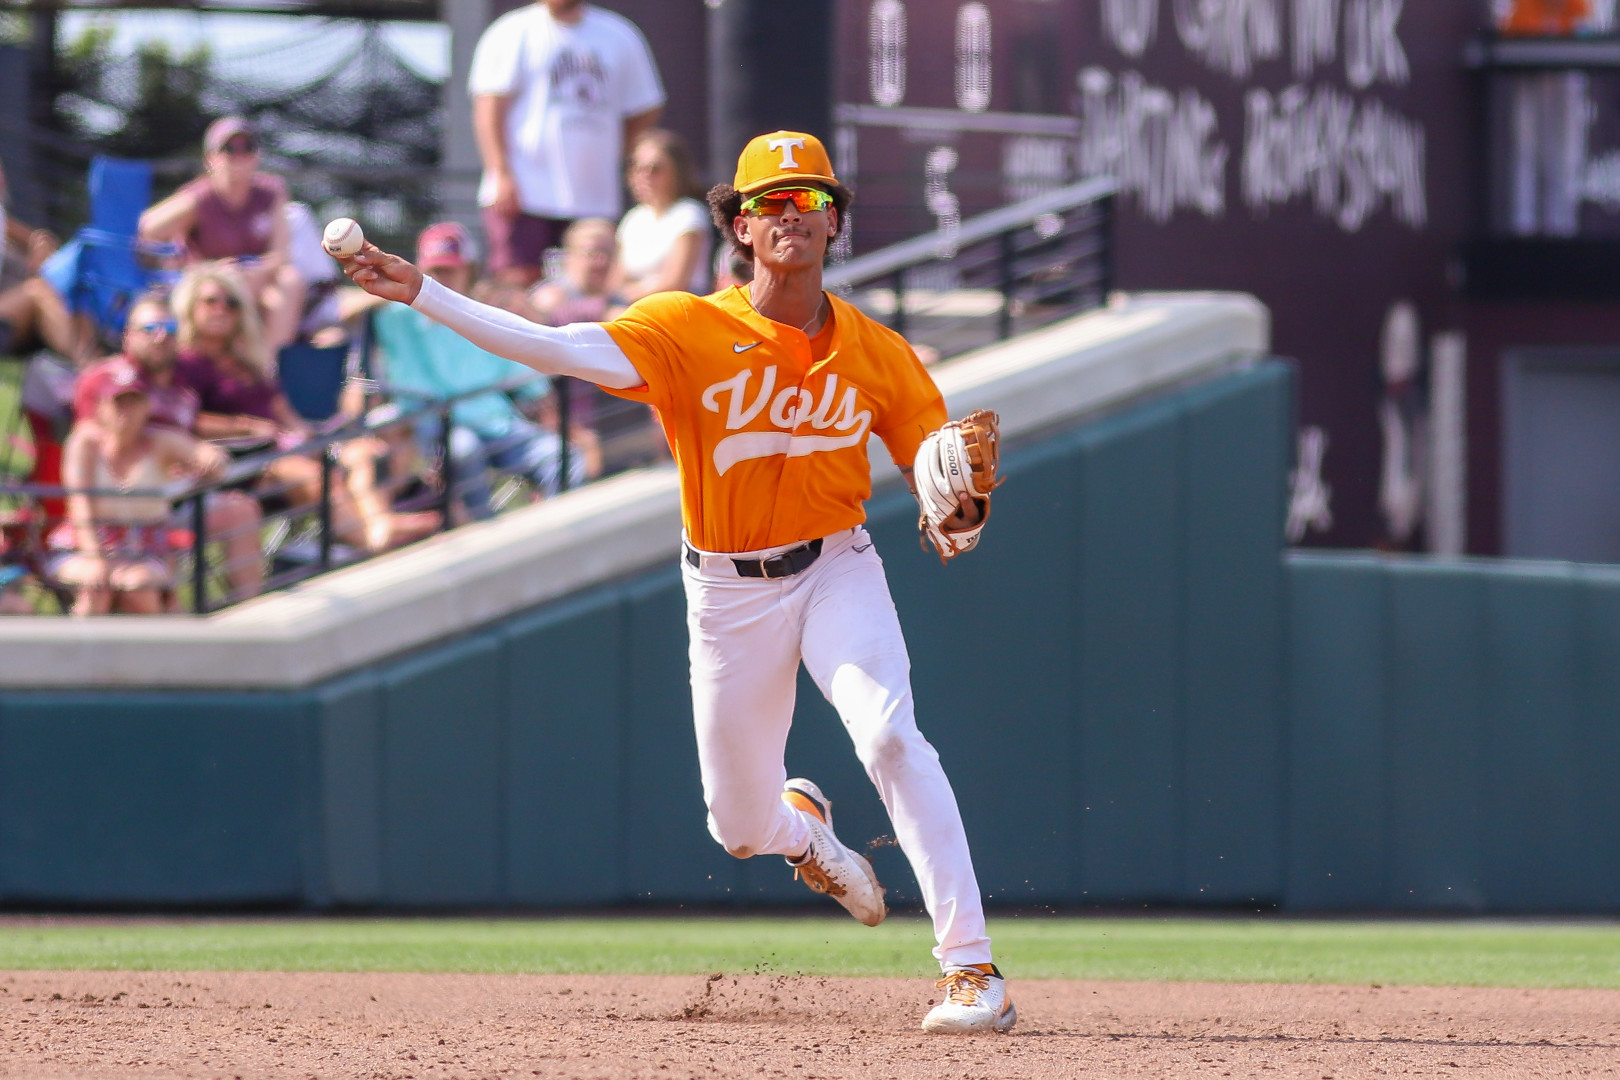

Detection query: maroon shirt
xmin=182 ymin=173 xmax=285 ymax=261
xmin=73 ymin=356 xmax=200 ymax=433
xmin=175 ymin=349 xmax=282 ymax=422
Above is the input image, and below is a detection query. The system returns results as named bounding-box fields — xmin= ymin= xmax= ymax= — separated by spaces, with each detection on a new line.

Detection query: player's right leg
xmin=681 ymin=544 xmax=808 ymax=861
xmin=682 ymin=539 xmax=888 ymax=926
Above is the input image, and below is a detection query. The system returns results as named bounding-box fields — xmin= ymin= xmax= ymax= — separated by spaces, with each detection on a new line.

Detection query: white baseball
xmin=322 ymin=217 xmax=364 ymax=258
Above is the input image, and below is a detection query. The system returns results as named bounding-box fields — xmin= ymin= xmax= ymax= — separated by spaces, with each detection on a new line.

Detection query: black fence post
xmin=998 ymin=229 xmax=1015 ymax=341
xmin=190 ymin=492 xmax=208 ymax=614
xmin=889 ymin=268 xmax=907 ymax=338
xmin=438 ymin=403 xmax=454 ymax=532
xmin=318 ymin=448 xmax=333 ymax=571
xmin=556 ymin=376 xmax=572 ymax=495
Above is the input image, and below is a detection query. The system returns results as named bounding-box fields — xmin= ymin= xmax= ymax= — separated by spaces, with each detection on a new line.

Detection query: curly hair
xmin=706 ymin=180 xmax=854 ymax=262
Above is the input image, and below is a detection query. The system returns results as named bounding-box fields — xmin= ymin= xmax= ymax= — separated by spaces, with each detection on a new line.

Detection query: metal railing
xmin=825 ymin=177 xmax=1118 ymax=359
xmin=0 ymin=373 xmax=647 ymax=615
xmin=1 ymin=178 xmax=1119 ymax=615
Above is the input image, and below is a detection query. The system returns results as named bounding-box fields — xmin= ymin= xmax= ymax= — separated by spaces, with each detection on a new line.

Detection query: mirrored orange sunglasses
xmin=741 ymin=187 xmax=834 ymax=216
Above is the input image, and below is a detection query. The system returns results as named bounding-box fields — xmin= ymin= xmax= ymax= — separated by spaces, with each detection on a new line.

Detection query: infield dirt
xmin=0 ymin=970 xmax=1615 ymax=1078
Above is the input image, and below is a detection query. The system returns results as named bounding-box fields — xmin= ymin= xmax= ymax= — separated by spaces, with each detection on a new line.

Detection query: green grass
xmin=2 ymin=915 xmax=1619 ymax=988
xmin=0 ymin=357 xmax=32 ymax=480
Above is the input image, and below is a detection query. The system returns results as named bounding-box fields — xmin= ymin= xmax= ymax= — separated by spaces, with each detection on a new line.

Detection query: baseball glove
xmin=913 ymin=409 xmax=1003 ymax=563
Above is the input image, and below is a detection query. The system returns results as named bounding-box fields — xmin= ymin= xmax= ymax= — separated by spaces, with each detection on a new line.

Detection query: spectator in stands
xmin=0 ymin=158 xmax=86 ymax=361
xmin=173 ymin=263 xmax=309 ymax=444
xmin=0 ymin=273 xmax=91 ymax=364
xmin=362 ymin=222 xmax=598 ymax=518
xmin=470 ymin=0 xmax=665 ymax=285
xmin=138 ymin=117 xmax=307 ymax=351
xmin=74 ymin=293 xmax=265 ymax=600
xmin=524 ymin=217 xmax=629 ymax=441
xmin=527 ymin=217 xmax=619 ymax=325
xmin=614 ymin=129 xmax=711 ymax=302
xmin=173 ymin=262 xmax=435 ymax=552
xmin=0 ymin=157 xmax=59 ymax=285
xmin=283 ymin=201 xmax=346 ymax=346
xmin=51 ymin=364 xmax=227 ymax=615
xmin=77 ymin=301 xmax=200 ymax=440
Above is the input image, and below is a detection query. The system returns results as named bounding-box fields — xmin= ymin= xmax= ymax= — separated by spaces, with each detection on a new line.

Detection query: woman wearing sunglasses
xmin=336 ymin=130 xmax=1012 ymax=1035
xmin=139 ymin=116 xmax=307 ymax=352
xmin=69 ymin=292 xmax=267 ymax=602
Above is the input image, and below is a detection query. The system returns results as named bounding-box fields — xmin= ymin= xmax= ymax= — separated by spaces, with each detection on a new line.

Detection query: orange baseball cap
xmin=733 ymin=131 xmax=841 ymax=196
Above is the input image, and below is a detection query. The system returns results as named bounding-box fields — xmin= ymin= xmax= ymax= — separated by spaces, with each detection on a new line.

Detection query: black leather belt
xmin=685 ymin=537 xmax=825 ymax=579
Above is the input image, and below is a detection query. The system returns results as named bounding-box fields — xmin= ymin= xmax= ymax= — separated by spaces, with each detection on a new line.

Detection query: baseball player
xmin=338 ymin=131 xmax=1012 ymax=1033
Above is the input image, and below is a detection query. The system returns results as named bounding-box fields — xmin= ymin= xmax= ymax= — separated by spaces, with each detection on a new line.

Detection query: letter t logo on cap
xmin=769 ymin=137 xmax=806 ymax=170
xmin=735 ymin=130 xmax=839 ymax=195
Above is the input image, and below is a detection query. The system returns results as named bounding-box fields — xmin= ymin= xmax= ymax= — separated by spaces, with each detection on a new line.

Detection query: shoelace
xmin=934 ymin=968 xmax=991 ymax=1006
xmin=790 ymin=846 xmax=847 ymax=897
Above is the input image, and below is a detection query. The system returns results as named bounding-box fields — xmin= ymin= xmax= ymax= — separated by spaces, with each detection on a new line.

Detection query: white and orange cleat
xmin=922 ymin=963 xmax=1017 ymax=1033
xmin=781 ymin=778 xmax=887 ymax=927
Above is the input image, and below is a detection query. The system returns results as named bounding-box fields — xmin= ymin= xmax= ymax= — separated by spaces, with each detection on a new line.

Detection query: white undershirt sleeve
xmin=408 ymin=275 xmax=645 ymax=390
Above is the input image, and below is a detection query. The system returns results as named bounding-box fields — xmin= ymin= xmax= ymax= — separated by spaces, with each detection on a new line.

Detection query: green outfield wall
xmin=7 ymin=358 xmax=1618 ymax=913
xmin=1286 ymin=552 xmax=1620 ymax=912
xmin=0 ymin=360 xmax=1293 ymax=910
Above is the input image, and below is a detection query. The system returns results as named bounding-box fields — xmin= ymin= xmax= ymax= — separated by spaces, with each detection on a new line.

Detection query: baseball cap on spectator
xmin=204 ymin=116 xmax=256 ymax=154
xmin=418 ymin=222 xmax=472 ymax=269
xmin=733 ymin=131 xmax=840 ymax=196
xmin=78 ymin=359 xmax=149 ymax=409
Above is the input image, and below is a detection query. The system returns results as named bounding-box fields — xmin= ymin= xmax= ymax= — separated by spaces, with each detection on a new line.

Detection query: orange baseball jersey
xmin=601 ymin=286 xmax=947 ymax=552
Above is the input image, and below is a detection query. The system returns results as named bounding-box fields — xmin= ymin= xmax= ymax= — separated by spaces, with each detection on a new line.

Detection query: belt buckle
xmin=759 ymin=552 xmax=789 ymax=579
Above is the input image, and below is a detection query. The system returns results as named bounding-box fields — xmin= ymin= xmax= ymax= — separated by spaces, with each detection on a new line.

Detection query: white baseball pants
xmin=680 ymin=525 xmax=993 ymax=969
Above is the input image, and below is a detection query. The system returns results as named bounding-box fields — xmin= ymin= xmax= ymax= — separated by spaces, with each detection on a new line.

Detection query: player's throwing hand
xmin=335 ymin=242 xmax=424 ymax=306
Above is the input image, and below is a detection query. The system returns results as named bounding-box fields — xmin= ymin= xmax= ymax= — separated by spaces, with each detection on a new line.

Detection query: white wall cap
xmin=0 ymin=291 xmax=1266 ymax=689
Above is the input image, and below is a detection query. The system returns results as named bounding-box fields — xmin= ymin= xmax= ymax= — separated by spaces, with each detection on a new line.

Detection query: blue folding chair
xmin=39 ymin=156 xmax=179 ymax=343
xmin=278 ymin=341 xmax=350 ymax=424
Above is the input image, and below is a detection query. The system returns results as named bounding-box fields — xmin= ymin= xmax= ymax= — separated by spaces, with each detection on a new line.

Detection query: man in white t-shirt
xmin=470 ymin=0 xmax=665 ymax=287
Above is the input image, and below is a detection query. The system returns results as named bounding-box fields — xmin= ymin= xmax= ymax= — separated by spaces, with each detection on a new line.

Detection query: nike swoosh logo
xmin=733 ymin=341 xmax=761 ymax=353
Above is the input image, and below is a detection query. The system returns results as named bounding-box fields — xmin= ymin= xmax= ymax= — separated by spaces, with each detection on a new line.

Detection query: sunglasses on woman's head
xmin=740 ymin=187 xmax=834 ymax=217
xmin=197 ymin=292 xmax=241 ymax=310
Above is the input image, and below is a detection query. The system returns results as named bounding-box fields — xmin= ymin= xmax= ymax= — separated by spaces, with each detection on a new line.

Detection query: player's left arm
xmin=897 ymin=466 xmax=983 ymax=527
xmin=907 ymin=409 xmax=1002 ymax=563
xmin=874 ymin=333 xmax=1001 ymax=563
